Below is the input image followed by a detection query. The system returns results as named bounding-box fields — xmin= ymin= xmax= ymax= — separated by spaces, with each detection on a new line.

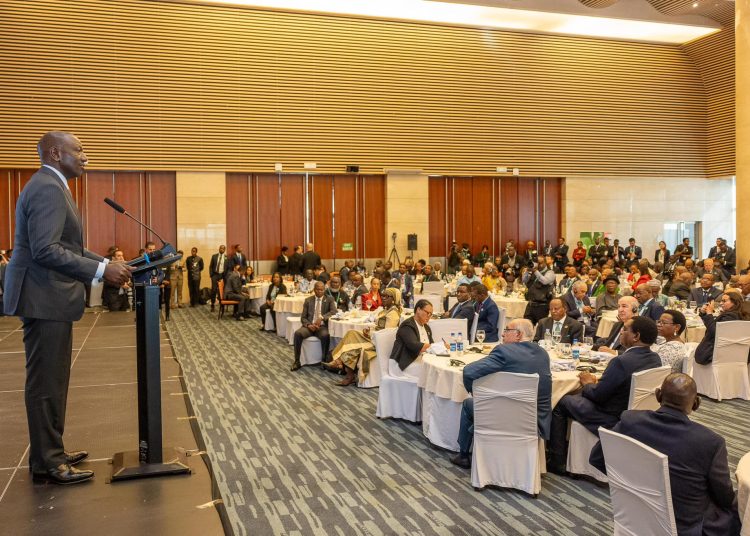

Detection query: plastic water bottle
xmin=457 ymin=336 xmax=464 ymax=357
xmin=572 ymin=338 xmax=580 ymax=364
xmin=449 ymin=332 xmax=457 ymax=358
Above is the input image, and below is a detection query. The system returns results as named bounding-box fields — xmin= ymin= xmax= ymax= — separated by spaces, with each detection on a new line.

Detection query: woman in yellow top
xmin=481 ymin=263 xmax=506 ymax=293
xmin=324 ymin=287 xmax=402 ymax=386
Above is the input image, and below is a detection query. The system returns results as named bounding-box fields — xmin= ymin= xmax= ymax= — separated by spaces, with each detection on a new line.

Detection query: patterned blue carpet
xmin=166 ymin=305 xmax=750 ymax=535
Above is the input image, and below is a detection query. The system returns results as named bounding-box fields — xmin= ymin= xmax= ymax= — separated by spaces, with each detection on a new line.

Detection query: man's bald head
xmin=37 ymin=131 xmax=88 ymax=179
xmin=656 ymin=373 xmax=700 ymax=415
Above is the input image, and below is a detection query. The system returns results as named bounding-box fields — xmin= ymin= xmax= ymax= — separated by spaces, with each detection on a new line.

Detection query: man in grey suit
xmin=291 ymin=281 xmax=337 ymax=371
xmin=3 ymin=132 xmax=132 ymax=485
xmin=533 ymin=298 xmax=584 ymax=344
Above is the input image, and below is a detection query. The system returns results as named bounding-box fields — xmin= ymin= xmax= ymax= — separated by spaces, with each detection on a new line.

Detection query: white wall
xmin=563 ymin=177 xmax=735 ymax=260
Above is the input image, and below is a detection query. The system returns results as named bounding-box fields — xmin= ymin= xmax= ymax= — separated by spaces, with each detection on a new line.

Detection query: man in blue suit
xmin=547 ymin=316 xmax=662 ymax=474
xmin=471 ymin=284 xmax=499 ymax=342
xmin=634 ymin=284 xmax=665 ymax=322
xmin=450 ymin=319 xmax=551 ymax=468
xmin=590 ymin=374 xmax=740 ymax=536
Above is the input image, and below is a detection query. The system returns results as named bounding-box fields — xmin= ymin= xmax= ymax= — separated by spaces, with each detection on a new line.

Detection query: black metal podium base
xmin=109 ymin=448 xmax=191 ymax=482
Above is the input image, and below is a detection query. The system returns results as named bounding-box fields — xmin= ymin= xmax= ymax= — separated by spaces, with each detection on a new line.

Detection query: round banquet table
xmin=329 ymin=314 xmax=375 ymax=339
xmin=417 ymin=348 xmax=590 ymax=451
xmin=490 ymin=294 xmax=528 ymax=319
xmin=596 ymin=310 xmax=706 ymax=343
xmin=273 ymin=294 xmax=310 ymax=336
xmin=243 ymin=282 xmax=270 ymax=315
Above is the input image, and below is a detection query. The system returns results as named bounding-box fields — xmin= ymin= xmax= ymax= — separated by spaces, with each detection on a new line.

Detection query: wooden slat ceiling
xmin=0 ymin=0 xmax=731 ymax=177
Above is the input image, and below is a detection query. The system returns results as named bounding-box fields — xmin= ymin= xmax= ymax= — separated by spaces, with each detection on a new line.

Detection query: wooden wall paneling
xmin=516 ymin=178 xmax=538 ymax=253
xmin=0 ymin=170 xmax=11 ymax=248
xmin=541 ymin=178 xmax=562 ymax=246
xmin=145 ymin=171 xmax=177 ymax=247
xmin=500 ymin=177 xmax=519 ymax=253
xmin=332 ymin=174 xmax=357 ymax=262
xmin=279 ymin=174 xmax=305 ymax=259
xmin=362 ymin=175 xmax=386 ymax=259
xmin=428 ymin=176 xmax=447 ymax=257
xmin=452 ymin=177 xmax=474 ymax=251
xmin=226 ymin=172 xmax=250 ymax=257
xmin=113 ymin=171 xmax=145 ymax=259
xmin=83 ymin=171 xmax=116 ymax=257
xmin=471 ymin=176 xmax=495 ymax=256
xmin=255 ymin=173 xmax=282 ymax=261
xmin=311 ymin=175 xmax=334 ymax=260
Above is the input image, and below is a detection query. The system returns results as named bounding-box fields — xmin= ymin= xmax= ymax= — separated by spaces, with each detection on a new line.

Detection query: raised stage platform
xmin=0 ymin=310 xmax=227 ymax=535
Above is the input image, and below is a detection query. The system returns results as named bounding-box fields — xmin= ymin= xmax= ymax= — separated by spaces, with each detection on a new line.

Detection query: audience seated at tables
xmin=697 ymin=257 xmax=728 ymax=287
xmin=647 ymin=279 xmax=669 ymax=307
xmin=653 ymin=310 xmax=687 ymax=372
xmin=593 ymin=296 xmax=639 ymax=355
xmin=259 ymin=272 xmax=287 ymax=332
xmin=627 ymin=261 xmax=652 ymax=289
xmin=314 ymin=265 xmax=330 ymax=284
xmin=291 ymin=281 xmax=337 ymax=371
xmin=442 ymin=283 xmax=476 ymax=329
xmin=634 ymin=284 xmax=665 ymax=321
xmin=389 ymin=299 xmax=434 ymax=377
xmin=421 ymin=264 xmax=440 ymax=282
xmin=241 ymin=265 xmax=255 ymax=285
xmin=547 ymin=316 xmax=662 ymax=474
xmin=690 ymin=273 xmax=723 ymax=307
xmin=533 ymin=297 xmax=584 ymax=344
xmin=102 ymin=249 xmax=131 ymax=311
xmin=589 ymin=374 xmax=741 ymax=536
xmin=339 ymin=259 xmax=354 ymax=283
xmin=557 ymin=264 xmax=579 ymax=295
xmin=298 ymin=269 xmax=316 ymax=293
xmin=563 ymin=281 xmax=595 ymax=332
xmin=361 ymin=277 xmax=383 ymax=311
xmin=481 ymin=263 xmax=505 ymax=293
xmin=457 ymin=264 xmax=481 ymax=286
xmin=665 ymin=271 xmax=693 ymax=301
xmin=450 ymin=319 xmax=552 ymax=469
xmin=739 ymin=274 xmax=750 ymax=315
xmin=471 ymin=284 xmax=500 ymax=342
xmin=432 ymin=261 xmax=446 ymax=281
xmin=586 ymin=269 xmax=603 ymax=297
xmin=694 ymin=291 xmax=750 ymax=365
xmin=225 ymin=263 xmax=252 ymax=321
xmin=325 ymin=288 xmax=403 ymax=386
xmin=595 ymin=275 xmax=621 ymax=319
xmin=500 ymin=245 xmax=524 ymax=276
xmin=348 ymin=273 xmax=368 ymax=305
xmin=325 ymin=275 xmax=350 ymax=311
xmin=473 ymin=244 xmax=490 ymax=267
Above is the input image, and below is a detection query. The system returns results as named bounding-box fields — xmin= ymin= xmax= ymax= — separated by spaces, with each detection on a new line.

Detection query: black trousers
xmin=22 ymin=317 xmax=73 ymax=472
xmin=188 ymin=278 xmax=201 ymax=306
xmin=293 ymin=326 xmax=330 ymax=363
xmin=259 ymin=303 xmax=276 ymax=330
xmin=524 ymin=302 xmax=549 ymax=324
xmin=225 ymin=292 xmax=251 ymax=316
xmin=210 ymin=274 xmax=222 ymax=304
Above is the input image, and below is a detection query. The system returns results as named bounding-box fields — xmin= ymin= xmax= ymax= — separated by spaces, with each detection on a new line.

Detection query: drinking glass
xmin=583 ymin=336 xmax=594 ymax=347
xmin=476 ymin=330 xmax=485 ymax=344
xmin=552 ymin=333 xmax=562 ymax=346
xmin=366 ymin=299 xmax=373 ymax=310
xmin=689 ymin=300 xmax=697 ymax=311
xmin=561 ymin=343 xmax=571 ymax=357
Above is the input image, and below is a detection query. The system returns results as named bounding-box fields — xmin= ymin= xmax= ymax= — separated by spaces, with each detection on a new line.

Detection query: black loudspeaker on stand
xmin=103 ymin=198 xmax=191 ymax=482
xmin=407 ymin=234 xmax=418 ymax=251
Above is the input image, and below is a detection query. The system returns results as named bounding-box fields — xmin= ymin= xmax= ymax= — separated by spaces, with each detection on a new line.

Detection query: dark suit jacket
xmin=224 ymin=271 xmax=244 ymax=298
xmin=561 ymin=291 xmax=592 ymax=322
xmin=289 ymin=252 xmax=303 ymax=276
xmin=690 ymin=286 xmax=722 ymax=307
xmin=533 ymin=315 xmax=584 ymax=344
xmin=276 ymin=254 xmax=290 ymax=275
xmin=625 ymin=245 xmax=642 ymax=260
xmin=227 ymin=253 xmax=247 ymax=273
xmin=301 ymin=251 xmax=322 ymax=273
xmin=447 ymin=299 xmax=476 ymax=333
xmin=694 ymin=311 xmax=744 ymax=365
xmin=638 ymin=299 xmax=665 ymax=322
xmin=582 ymin=346 xmax=661 ymax=416
xmin=462 ymin=342 xmax=552 ymax=439
xmin=593 ymin=321 xmax=625 ymax=354
xmin=265 ymin=283 xmax=287 ymax=301
xmin=3 ymin=167 xmax=103 ymax=321
xmin=390 ymin=317 xmax=433 ymax=371
xmin=654 ymin=248 xmax=671 ymax=264
xmin=325 ymin=288 xmax=349 ymax=311
xmin=590 ymin=407 xmax=739 ymax=536
xmin=210 ymin=252 xmax=229 ymax=279
xmin=666 ymin=281 xmax=691 ymax=301
xmin=300 ymin=294 xmax=337 ymax=327
xmin=500 ymin=254 xmax=523 ymax=276
xmin=552 ymin=244 xmax=569 ymax=266
xmin=475 ymin=297 xmax=499 ymax=342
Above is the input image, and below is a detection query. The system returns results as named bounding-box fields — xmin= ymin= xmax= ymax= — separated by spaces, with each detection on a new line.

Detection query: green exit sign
xmin=341 ymin=243 xmax=354 ymax=251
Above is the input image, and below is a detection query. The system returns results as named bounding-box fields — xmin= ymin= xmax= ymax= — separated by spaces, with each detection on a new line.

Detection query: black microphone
xmin=103 ymin=197 xmax=168 ymax=246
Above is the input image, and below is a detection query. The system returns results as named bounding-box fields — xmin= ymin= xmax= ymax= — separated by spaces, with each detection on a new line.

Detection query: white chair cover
xmin=628 ymin=367 xmax=671 ymax=411
xmin=413 ymin=294 xmax=443 ymax=314
xmin=421 ymin=390 xmax=464 ymax=451
xmin=375 ymin=329 xmax=422 ymax=421
xmin=470 ymin=312 xmax=479 ymax=343
xmin=598 ymin=428 xmax=677 ymax=536
xmin=736 ymin=452 xmax=750 ymax=535
xmin=285 ymin=316 xmax=302 ymax=345
xmin=265 ymin=309 xmax=277 ymax=331
xmin=567 ymin=420 xmax=608 ymax=483
xmin=422 ymin=281 xmax=445 ymax=295
xmin=681 ymin=342 xmax=699 ymax=376
xmin=299 ymin=336 xmax=322 ymax=365
xmin=429 ymin=318 xmax=469 ymax=344
xmin=692 ymin=321 xmax=750 ymax=401
xmin=471 ymin=372 xmax=545 ymax=495
xmin=497 ymin=306 xmax=507 ymax=336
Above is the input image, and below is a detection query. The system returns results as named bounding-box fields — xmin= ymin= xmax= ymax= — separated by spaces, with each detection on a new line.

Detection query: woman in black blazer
xmin=259 ymin=272 xmax=287 ymax=332
xmin=694 ymin=292 xmax=749 ymax=364
xmin=654 ymin=241 xmax=671 ymax=265
xmin=276 ymin=246 xmax=290 ymax=275
xmin=390 ymin=299 xmax=434 ymax=374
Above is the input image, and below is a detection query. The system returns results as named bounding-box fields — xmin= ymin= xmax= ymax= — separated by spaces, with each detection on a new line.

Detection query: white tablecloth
xmin=490 ymin=295 xmax=528 ymax=318
xmin=274 ymin=294 xmax=309 ymax=314
xmin=329 ymin=315 xmax=375 ymax=339
xmin=244 ymin=282 xmax=270 ymax=314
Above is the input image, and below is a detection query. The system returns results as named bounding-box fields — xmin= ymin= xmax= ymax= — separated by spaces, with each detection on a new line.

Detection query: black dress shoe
xmin=33 ymin=464 xmax=94 ymax=485
xmin=65 ymin=450 xmax=89 ymax=466
xmin=290 ymin=361 xmax=301 ymax=372
xmin=450 ymin=454 xmax=471 ymax=469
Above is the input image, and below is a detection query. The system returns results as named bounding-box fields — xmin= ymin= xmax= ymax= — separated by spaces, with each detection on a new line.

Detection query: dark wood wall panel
xmin=517 ymin=178 xmax=538 ymax=250
xmin=333 ymin=175 xmax=357 ymax=260
xmin=226 ymin=173 xmax=250 ymax=255
xmin=146 ymin=171 xmax=177 ymax=247
xmin=362 ymin=175 xmax=386 ymax=259
xmin=428 ymin=177 xmax=447 ymax=257
xmin=311 ymin=175 xmax=333 ymax=259
xmin=542 ymin=178 xmax=562 ymax=245
xmin=255 ymin=174 xmax=282 ymax=261
xmin=279 ymin=174 xmax=305 ymax=252
xmin=452 ymin=178 xmax=474 ymax=249
xmin=83 ymin=171 xmax=116 ymax=258
xmin=471 ymin=176 xmax=495 ymax=254
xmin=0 ymin=170 xmax=12 ymax=249
xmin=114 ymin=172 xmax=145 ymax=259
xmin=500 ymin=178 xmax=519 ymax=252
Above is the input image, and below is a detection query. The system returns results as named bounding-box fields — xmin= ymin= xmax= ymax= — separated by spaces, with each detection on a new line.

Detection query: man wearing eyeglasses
xmin=450 ymin=319 xmax=551 ymax=469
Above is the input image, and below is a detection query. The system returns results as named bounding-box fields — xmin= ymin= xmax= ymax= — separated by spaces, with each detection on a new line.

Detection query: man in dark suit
xmin=593 ymin=296 xmax=639 ymax=355
xmin=523 ymin=256 xmax=556 ymax=324
xmin=325 ymin=275 xmax=350 ymax=311
xmin=634 ymin=284 xmax=665 ymax=322
xmin=562 ymin=281 xmax=595 ymax=334
xmin=450 ymin=319 xmax=552 ymax=468
xmin=289 ymin=245 xmax=304 ymax=276
xmin=500 ymin=245 xmax=524 ymax=277
xmin=291 ymin=281 xmax=337 ymax=371
xmin=224 ymin=263 xmax=251 ymax=320
xmin=547 ymin=316 xmax=662 ymax=474
xmin=678 ymin=237 xmax=694 ymax=262
xmin=715 ymin=241 xmax=736 ymax=278
xmin=708 ymin=237 xmax=723 ymax=260
xmin=533 ymin=298 xmax=584 ymax=344
xmin=301 ymin=242 xmax=322 ymax=274
xmin=588 ymin=237 xmax=606 ymax=265
xmin=552 ymin=237 xmax=569 ymax=273
xmin=690 ymin=274 xmax=723 ymax=307
xmin=625 ymin=237 xmax=642 ymax=263
xmin=185 ymin=247 xmax=204 ymax=306
xmin=589 ymin=374 xmax=740 ymax=536
xmin=227 ymin=244 xmax=248 ymax=273
xmin=209 ymin=244 xmax=228 ymax=312
xmin=471 ymin=284 xmax=499 ymax=342
xmin=696 ymin=258 xmax=727 ymax=287
xmin=442 ymin=283 xmax=475 ymax=331
xmin=3 ymin=132 xmax=132 ymax=484
xmin=101 ymin=249 xmax=131 ymax=311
